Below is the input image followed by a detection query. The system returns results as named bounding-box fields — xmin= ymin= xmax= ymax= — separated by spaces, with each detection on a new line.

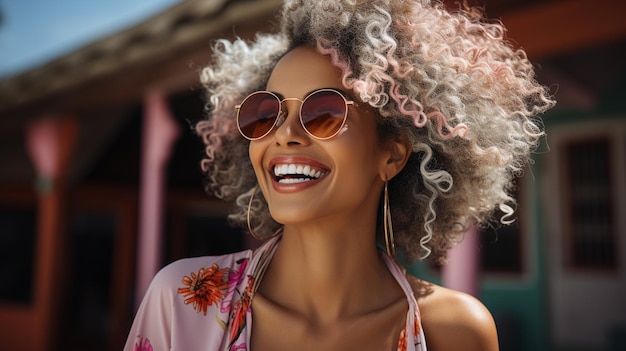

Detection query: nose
xmin=272 ymin=99 xmax=311 ymax=146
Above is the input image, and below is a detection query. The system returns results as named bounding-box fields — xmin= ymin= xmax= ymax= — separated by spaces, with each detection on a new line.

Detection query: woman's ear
xmin=380 ymin=136 xmax=411 ymax=181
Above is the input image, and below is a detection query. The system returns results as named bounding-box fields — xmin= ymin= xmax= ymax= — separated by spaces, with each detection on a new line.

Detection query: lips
xmin=273 ymin=163 xmax=327 ymax=183
xmin=268 ymin=157 xmax=329 ymax=189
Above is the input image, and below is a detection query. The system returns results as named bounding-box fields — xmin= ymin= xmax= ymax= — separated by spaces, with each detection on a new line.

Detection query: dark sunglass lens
xmin=238 ymin=93 xmax=280 ymax=139
xmin=301 ymin=91 xmax=346 ymax=138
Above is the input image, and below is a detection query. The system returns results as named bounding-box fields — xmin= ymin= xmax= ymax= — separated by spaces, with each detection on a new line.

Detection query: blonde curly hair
xmin=196 ymin=0 xmax=555 ymax=263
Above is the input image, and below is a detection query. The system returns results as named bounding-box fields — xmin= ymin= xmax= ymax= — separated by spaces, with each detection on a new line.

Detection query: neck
xmin=256 ymin=219 xmax=402 ymax=325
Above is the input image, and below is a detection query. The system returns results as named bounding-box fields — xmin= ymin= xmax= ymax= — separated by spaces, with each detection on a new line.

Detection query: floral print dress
xmin=124 ymin=236 xmax=427 ymax=351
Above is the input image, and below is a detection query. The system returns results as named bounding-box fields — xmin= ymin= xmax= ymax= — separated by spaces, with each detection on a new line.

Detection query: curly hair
xmin=196 ymin=0 xmax=555 ymax=263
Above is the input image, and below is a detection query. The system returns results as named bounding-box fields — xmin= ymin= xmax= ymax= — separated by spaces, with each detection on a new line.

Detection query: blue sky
xmin=0 ymin=0 xmax=181 ymax=79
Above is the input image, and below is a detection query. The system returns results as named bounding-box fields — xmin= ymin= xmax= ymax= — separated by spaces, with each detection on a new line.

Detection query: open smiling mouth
xmin=272 ymin=164 xmax=328 ymax=184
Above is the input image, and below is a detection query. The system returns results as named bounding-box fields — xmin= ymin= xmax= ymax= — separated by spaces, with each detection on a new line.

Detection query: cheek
xmin=248 ymin=142 xmax=266 ymax=178
xmin=334 ymin=137 xmax=383 ymax=177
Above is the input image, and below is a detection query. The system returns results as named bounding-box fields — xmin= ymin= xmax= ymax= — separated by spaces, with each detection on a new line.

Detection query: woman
xmin=124 ymin=1 xmax=554 ymax=350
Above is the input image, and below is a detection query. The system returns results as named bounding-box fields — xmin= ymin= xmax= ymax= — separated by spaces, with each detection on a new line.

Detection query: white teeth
xmin=273 ymin=163 xmax=326 ymax=180
xmin=279 ymin=178 xmax=312 ymax=184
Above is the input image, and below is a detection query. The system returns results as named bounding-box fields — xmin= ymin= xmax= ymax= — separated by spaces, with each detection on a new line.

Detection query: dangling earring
xmin=247 ymin=185 xmax=265 ymax=241
xmin=247 ymin=184 xmax=282 ymax=241
xmin=383 ymin=180 xmax=396 ymax=258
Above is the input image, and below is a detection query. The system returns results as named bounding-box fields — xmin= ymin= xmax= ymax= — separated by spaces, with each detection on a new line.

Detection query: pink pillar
xmin=25 ymin=117 xmax=77 ymax=351
xmin=27 ymin=119 xmax=63 ymax=183
xmin=442 ymin=226 xmax=480 ymax=297
xmin=136 ymin=90 xmax=179 ymax=307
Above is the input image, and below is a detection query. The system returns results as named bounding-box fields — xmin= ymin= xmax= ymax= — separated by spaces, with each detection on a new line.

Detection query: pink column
xmin=136 ymin=90 xmax=180 ymax=307
xmin=442 ymin=226 xmax=480 ymax=297
xmin=25 ymin=117 xmax=77 ymax=351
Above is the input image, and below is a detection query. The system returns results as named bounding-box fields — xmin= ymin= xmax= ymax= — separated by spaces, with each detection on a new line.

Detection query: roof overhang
xmin=0 ymin=0 xmax=283 ymax=121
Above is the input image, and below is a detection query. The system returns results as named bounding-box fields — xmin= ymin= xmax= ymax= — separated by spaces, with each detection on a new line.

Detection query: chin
xmin=268 ymin=206 xmax=325 ymax=227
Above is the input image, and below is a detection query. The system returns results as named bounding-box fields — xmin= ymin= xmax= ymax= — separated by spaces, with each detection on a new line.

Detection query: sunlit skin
xmin=248 ymin=46 xmax=498 ymax=351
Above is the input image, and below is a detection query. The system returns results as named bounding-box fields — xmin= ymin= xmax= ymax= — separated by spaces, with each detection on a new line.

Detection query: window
xmin=164 ymin=197 xmax=244 ymax=264
xmin=0 ymin=206 xmax=36 ymax=303
xmin=561 ymin=137 xmax=616 ymax=269
xmin=480 ymin=180 xmax=524 ymax=274
xmin=481 ymin=219 xmax=523 ymax=273
xmin=63 ymin=212 xmax=116 ymax=346
xmin=185 ymin=214 xmax=244 ymax=257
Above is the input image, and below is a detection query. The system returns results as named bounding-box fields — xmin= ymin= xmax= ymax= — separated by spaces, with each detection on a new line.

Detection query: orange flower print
xmin=412 ymin=308 xmax=422 ymax=347
xmin=398 ymin=309 xmax=422 ymax=351
xmin=178 ymin=264 xmax=229 ymax=315
xmin=413 ymin=312 xmax=421 ymax=337
xmin=228 ymin=276 xmax=255 ymax=349
xmin=397 ymin=328 xmax=408 ymax=351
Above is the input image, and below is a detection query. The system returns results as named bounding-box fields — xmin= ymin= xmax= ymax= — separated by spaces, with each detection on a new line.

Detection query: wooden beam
xmin=500 ymin=0 xmax=626 ymax=59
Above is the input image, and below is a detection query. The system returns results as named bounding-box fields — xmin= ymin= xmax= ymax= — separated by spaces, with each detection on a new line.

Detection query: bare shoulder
xmin=407 ymin=275 xmax=499 ymax=351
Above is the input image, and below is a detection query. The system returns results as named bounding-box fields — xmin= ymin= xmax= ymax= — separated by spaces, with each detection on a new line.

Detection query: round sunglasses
xmin=235 ymin=88 xmax=355 ymax=140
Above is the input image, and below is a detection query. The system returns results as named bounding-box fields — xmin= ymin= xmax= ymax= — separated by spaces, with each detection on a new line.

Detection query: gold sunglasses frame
xmin=235 ymin=88 xmax=355 ymax=140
